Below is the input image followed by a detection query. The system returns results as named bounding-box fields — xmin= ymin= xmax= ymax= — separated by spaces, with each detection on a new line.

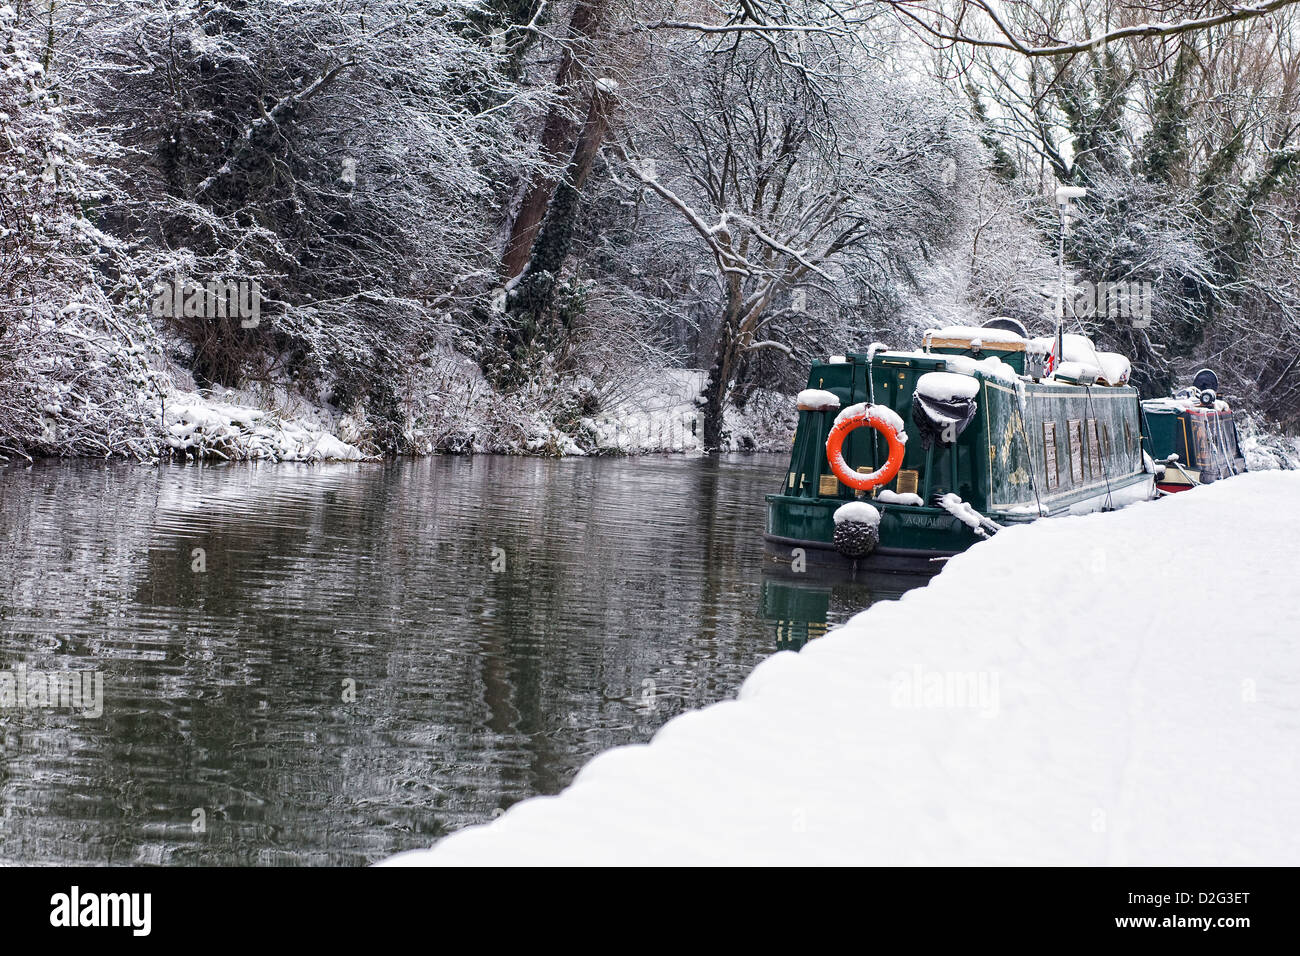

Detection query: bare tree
xmin=613 ymin=32 xmax=979 ymax=447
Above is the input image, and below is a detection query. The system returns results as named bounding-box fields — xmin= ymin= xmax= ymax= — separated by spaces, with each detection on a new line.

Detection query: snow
xmin=381 ymin=471 xmax=1300 ymax=865
xmin=925 ymin=325 xmax=1026 ymax=344
xmin=876 ymin=489 xmax=924 ymax=506
xmin=832 ymin=501 xmax=881 ymax=526
xmin=832 ymin=402 xmax=907 ymax=441
xmin=916 ymin=371 xmax=980 ymax=402
xmin=579 ymin=369 xmax=793 ymax=455
xmin=1096 ymin=351 xmax=1131 ymax=386
xmin=1067 ymin=477 xmax=1154 ymax=514
xmin=938 ymin=354 xmax=1020 ymax=385
xmin=796 ymin=389 xmax=841 ymax=411
xmin=1144 ymin=396 xmax=1230 ymax=413
xmin=1052 ymin=360 xmax=1099 ymax=383
xmin=1029 ymin=334 xmax=1106 ymax=382
xmin=164 ymin=391 xmax=365 ymax=461
xmin=938 ymin=492 xmax=986 ymax=530
xmin=1237 ymin=413 xmax=1300 ymax=470
xmin=938 ymin=492 xmax=1003 ymax=537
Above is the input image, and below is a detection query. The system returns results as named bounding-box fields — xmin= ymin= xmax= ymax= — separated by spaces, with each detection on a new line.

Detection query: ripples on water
xmin=0 ymin=454 xmax=906 ymax=865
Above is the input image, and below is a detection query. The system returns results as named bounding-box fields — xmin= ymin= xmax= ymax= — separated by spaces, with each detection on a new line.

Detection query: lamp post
xmin=1053 ymin=185 xmax=1087 ymax=372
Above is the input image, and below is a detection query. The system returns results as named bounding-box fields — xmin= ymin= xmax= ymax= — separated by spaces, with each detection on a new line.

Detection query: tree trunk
xmin=701 ymin=283 xmax=743 ymax=451
xmin=489 ymin=82 xmax=616 ymax=384
xmin=500 ymin=0 xmax=607 ymax=279
xmin=701 ymin=346 xmax=730 ymax=451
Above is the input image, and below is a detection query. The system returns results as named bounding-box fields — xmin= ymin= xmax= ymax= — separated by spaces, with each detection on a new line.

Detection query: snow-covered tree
xmin=57 ymin=0 xmax=535 ymax=447
xmin=613 ymin=32 xmax=982 ymax=447
xmin=0 ymin=4 xmax=162 ymax=459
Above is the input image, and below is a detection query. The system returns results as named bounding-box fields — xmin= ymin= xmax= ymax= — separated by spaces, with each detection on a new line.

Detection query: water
xmin=0 ymin=454 xmax=910 ymax=866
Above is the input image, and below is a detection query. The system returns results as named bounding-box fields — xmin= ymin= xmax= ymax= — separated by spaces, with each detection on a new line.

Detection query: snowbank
xmin=383 ymin=471 xmax=1300 ymax=865
xmin=164 ymin=390 xmax=364 ymax=461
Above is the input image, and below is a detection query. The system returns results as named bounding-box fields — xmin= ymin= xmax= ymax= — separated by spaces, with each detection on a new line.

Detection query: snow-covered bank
xmin=159 ymin=368 xmax=794 ymax=461
xmin=3 ymin=364 xmax=795 ymax=463
xmin=163 ymin=390 xmax=365 ymax=461
xmin=383 ymin=471 xmax=1300 ymax=866
xmin=1238 ymin=413 xmax=1300 ymax=471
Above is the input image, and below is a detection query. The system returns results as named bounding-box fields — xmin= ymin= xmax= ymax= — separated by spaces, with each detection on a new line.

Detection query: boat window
xmin=1087 ymin=420 xmax=1103 ymax=477
xmin=1191 ymin=418 xmax=1212 ymax=467
xmin=1043 ymin=422 xmax=1060 ymax=490
xmin=1067 ymin=419 xmax=1085 ymax=484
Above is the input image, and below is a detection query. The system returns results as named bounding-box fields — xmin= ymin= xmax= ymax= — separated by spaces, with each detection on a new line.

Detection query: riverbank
xmin=7 ymin=351 xmax=1297 ymax=465
xmin=2 ymin=367 xmax=796 ymax=463
xmin=383 ymin=470 xmax=1300 ymax=865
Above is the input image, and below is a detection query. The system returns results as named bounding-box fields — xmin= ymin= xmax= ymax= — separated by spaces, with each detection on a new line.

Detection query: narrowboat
xmin=1140 ymin=369 xmax=1247 ymax=493
xmin=763 ymin=321 xmax=1157 ymax=575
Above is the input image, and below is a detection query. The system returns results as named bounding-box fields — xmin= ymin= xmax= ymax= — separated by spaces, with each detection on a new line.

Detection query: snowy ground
xmin=383 ymin=471 xmax=1300 ymax=865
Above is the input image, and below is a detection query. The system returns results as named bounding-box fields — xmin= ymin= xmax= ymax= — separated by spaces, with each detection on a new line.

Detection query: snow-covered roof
xmin=924 ymin=326 xmax=1027 ymax=349
xmin=1143 ymin=397 xmax=1232 ymax=413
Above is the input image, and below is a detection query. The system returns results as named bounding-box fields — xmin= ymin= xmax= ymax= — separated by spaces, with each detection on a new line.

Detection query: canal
xmin=0 ymin=454 xmax=910 ymax=865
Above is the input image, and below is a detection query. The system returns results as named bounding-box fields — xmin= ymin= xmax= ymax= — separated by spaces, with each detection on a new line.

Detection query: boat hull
xmin=762 ymin=531 xmax=955 ymax=576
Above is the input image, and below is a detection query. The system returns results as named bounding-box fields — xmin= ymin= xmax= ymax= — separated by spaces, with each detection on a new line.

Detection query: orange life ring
xmin=825 ymin=405 xmax=907 ymax=492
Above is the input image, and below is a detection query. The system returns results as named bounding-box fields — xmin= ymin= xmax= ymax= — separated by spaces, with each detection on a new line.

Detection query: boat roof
xmin=923 ymin=326 xmax=1026 ymax=352
xmin=1143 ymin=397 xmax=1233 ymax=414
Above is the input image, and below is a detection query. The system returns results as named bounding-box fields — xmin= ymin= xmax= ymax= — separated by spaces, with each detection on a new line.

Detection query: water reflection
xmin=0 ymin=454 xmax=930 ymax=866
xmin=759 ymin=571 xmax=929 ymax=651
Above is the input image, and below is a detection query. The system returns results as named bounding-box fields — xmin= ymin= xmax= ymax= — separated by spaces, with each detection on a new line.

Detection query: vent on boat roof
xmin=982 ymin=316 xmax=1029 ymax=339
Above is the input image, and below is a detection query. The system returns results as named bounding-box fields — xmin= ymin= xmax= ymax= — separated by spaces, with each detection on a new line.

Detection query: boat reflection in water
xmin=759 ymin=566 xmax=933 ymax=651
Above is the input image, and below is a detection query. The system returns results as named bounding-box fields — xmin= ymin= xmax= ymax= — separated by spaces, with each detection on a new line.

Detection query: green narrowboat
xmin=1141 ymin=369 xmax=1247 ymax=493
xmin=764 ymin=322 xmax=1156 ymax=575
